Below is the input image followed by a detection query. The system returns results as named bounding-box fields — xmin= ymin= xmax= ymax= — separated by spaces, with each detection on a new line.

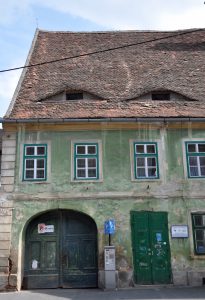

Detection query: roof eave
xmin=1 ymin=117 xmax=205 ymax=124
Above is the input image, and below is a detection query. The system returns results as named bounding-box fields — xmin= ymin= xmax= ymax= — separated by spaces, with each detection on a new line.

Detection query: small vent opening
xmin=66 ymin=92 xmax=83 ymax=100
xmin=152 ymin=92 xmax=170 ymax=101
xmin=202 ymin=278 xmax=205 ymax=285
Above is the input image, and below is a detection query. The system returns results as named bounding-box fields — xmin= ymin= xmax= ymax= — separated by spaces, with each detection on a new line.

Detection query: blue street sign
xmin=104 ymin=219 xmax=115 ymax=235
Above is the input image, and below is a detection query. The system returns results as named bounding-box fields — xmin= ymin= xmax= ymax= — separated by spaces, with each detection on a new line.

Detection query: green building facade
xmin=1 ymin=29 xmax=205 ymax=290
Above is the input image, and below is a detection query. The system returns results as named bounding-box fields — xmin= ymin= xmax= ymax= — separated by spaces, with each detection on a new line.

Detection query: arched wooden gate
xmin=23 ymin=210 xmax=98 ymax=289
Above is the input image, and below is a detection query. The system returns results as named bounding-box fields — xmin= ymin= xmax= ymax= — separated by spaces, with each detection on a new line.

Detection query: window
xmin=192 ymin=214 xmax=205 ymax=255
xmin=66 ymin=92 xmax=83 ymax=100
xmin=186 ymin=142 xmax=205 ymax=178
xmin=23 ymin=144 xmax=47 ymax=181
xmin=134 ymin=142 xmax=159 ymax=179
xmin=152 ymin=92 xmax=170 ymax=100
xmin=74 ymin=143 xmax=99 ymax=180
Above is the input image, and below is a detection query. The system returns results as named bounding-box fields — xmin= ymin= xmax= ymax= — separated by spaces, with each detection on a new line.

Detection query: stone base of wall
xmin=172 ymin=271 xmax=188 ymax=285
xmin=187 ymin=271 xmax=205 ymax=286
xmin=118 ymin=270 xmax=134 ymax=288
xmin=0 ymin=274 xmax=8 ymax=290
xmin=3 ymin=270 xmax=205 ymax=291
xmin=0 ymin=274 xmax=17 ymax=291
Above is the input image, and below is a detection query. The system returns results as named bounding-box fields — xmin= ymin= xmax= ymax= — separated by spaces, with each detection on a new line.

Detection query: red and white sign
xmin=38 ymin=223 xmax=54 ymax=234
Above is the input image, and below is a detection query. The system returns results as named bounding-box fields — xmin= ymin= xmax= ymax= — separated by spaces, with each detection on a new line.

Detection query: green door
xmin=24 ymin=210 xmax=98 ymax=289
xmin=131 ymin=211 xmax=171 ymax=284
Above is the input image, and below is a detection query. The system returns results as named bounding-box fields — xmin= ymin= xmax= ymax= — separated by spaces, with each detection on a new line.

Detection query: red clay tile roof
xmin=5 ymin=29 xmax=205 ymax=120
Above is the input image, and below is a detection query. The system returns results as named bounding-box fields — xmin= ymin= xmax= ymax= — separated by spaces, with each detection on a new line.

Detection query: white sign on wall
xmin=171 ymin=225 xmax=189 ymax=238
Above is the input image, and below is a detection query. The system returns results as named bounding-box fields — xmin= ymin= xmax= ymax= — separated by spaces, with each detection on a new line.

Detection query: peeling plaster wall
xmin=1 ymin=122 xmax=205 ymax=290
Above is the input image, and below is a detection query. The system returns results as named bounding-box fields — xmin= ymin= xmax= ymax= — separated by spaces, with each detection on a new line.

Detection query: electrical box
xmin=104 ymin=246 xmax=116 ymax=271
xmin=104 ymin=246 xmax=116 ymax=289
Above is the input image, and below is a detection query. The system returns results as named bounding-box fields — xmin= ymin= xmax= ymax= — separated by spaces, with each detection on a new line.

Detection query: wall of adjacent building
xmin=0 ymin=130 xmax=15 ymax=290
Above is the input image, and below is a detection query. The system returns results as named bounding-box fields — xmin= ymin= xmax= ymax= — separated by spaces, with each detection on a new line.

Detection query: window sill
xmin=20 ymin=181 xmax=50 ymax=184
xmin=186 ymin=177 xmax=205 ymax=180
xmin=190 ymin=254 xmax=205 ymax=260
xmin=71 ymin=179 xmax=103 ymax=183
xmin=131 ymin=178 xmax=161 ymax=182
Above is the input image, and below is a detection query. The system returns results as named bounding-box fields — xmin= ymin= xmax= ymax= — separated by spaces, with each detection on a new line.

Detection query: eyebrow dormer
xmin=125 ymin=90 xmax=195 ymax=102
xmin=39 ymin=90 xmax=103 ymax=103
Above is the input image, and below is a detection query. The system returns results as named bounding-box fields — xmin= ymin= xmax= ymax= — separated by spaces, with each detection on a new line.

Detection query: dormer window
xmin=66 ymin=92 xmax=83 ymax=100
xmin=152 ymin=92 xmax=170 ymax=101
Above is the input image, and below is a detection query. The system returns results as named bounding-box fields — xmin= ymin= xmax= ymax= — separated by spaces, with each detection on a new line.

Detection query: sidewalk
xmin=1 ymin=287 xmax=205 ymax=300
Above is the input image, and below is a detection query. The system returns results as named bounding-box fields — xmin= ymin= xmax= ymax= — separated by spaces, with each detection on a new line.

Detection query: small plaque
xmin=38 ymin=224 xmax=54 ymax=234
xmin=32 ymin=260 xmax=38 ymax=269
xmin=171 ymin=225 xmax=189 ymax=238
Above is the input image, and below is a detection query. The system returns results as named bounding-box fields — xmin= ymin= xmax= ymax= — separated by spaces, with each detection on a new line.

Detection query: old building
xmin=1 ymin=28 xmax=205 ymax=290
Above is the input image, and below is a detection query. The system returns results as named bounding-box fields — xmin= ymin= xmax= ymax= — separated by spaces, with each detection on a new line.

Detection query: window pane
xmin=136 ymin=157 xmax=145 ymax=167
xmin=198 ymin=144 xmax=205 ymax=153
xmin=88 ymin=158 xmax=96 ymax=168
xmin=188 ymin=144 xmax=196 ymax=153
xmin=77 ymin=169 xmax=86 ymax=178
xmin=77 ymin=158 xmax=85 ymax=168
xmin=37 ymin=170 xmax=45 ymax=179
xmin=147 ymin=157 xmax=156 ymax=167
xmin=196 ymin=242 xmax=205 ymax=254
xmin=148 ymin=168 xmax=157 ymax=177
xmin=26 ymin=159 xmax=34 ymax=168
xmin=37 ymin=146 xmax=45 ymax=155
xmin=26 ymin=170 xmax=34 ymax=179
xmin=88 ymin=169 xmax=97 ymax=178
xmin=194 ymin=215 xmax=203 ymax=226
xmin=135 ymin=145 xmax=144 ymax=154
xmin=147 ymin=145 xmax=156 ymax=154
xmin=189 ymin=157 xmax=197 ymax=166
xmin=137 ymin=168 xmax=146 ymax=177
xmin=26 ymin=147 xmax=35 ymax=155
xmin=87 ymin=145 xmax=96 ymax=154
xmin=76 ymin=146 xmax=85 ymax=154
xmin=199 ymin=157 xmax=205 ymax=166
xmin=190 ymin=167 xmax=199 ymax=176
xmin=152 ymin=93 xmax=170 ymax=100
xmin=37 ymin=159 xmax=45 ymax=168
xmin=200 ymin=167 xmax=205 ymax=176
xmin=196 ymin=229 xmax=204 ymax=240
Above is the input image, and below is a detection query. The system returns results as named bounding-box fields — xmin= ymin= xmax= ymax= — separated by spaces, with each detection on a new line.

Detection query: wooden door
xmin=131 ymin=211 xmax=171 ymax=284
xmin=24 ymin=210 xmax=98 ymax=289
xmin=61 ymin=211 xmax=98 ymax=288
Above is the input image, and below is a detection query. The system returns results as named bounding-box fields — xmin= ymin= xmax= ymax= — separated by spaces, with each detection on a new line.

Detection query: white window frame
xmin=23 ymin=144 xmax=47 ymax=181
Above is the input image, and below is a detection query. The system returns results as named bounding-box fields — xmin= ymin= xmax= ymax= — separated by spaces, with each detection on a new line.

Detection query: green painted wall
xmin=9 ymin=124 xmax=205 ymax=287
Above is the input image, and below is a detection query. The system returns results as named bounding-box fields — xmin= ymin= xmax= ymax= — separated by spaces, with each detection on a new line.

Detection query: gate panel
xmin=131 ymin=211 xmax=152 ymax=284
xmin=61 ymin=211 xmax=98 ymax=288
xmin=24 ymin=211 xmax=60 ymax=289
xmin=149 ymin=212 xmax=171 ymax=284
